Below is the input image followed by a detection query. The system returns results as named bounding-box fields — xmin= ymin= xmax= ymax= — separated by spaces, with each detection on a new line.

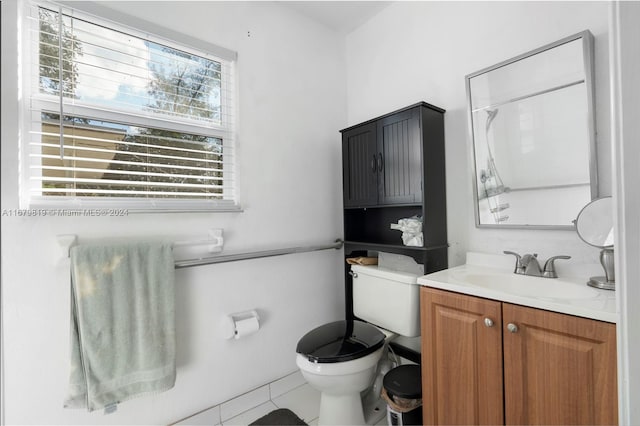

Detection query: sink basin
xmin=450 ymin=271 xmax=600 ymax=300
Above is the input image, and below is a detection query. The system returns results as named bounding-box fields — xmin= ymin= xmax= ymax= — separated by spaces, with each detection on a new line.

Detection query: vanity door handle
xmin=484 ymin=318 xmax=494 ymax=327
xmin=371 ymin=155 xmax=377 ymax=173
xmin=507 ymin=323 xmax=519 ymax=333
xmin=377 ymin=153 xmax=384 ymax=172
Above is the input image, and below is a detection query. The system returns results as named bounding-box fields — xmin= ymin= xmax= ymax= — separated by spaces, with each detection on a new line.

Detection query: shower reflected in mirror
xmin=479 ymin=108 xmax=510 ymax=223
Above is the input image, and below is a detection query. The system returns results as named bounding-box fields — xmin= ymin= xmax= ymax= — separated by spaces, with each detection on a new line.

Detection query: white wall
xmin=2 ymin=1 xmax=631 ymax=424
xmin=345 ymin=1 xmax=611 ymax=268
xmin=1 ymin=1 xmax=346 ymax=424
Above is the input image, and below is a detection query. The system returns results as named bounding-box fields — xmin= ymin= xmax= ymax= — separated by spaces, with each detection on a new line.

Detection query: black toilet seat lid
xmin=296 ymin=320 xmax=385 ymax=363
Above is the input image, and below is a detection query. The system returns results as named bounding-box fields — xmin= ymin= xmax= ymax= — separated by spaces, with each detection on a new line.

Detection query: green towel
xmin=65 ymin=241 xmax=176 ymax=412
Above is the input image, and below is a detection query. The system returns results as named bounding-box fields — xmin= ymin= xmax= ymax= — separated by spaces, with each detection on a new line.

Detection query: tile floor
xmin=173 ymin=370 xmax=389 ymax=426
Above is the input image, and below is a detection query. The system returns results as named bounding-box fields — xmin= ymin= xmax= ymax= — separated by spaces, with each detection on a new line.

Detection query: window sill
xmin=25 ymin=197 xmax=243 ymax=214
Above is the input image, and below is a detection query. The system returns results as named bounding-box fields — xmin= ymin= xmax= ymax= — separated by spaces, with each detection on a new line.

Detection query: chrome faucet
xmin=504 ymin=251 xmax=571 ymax=278
xmin=521 ymin=253 xmax=542 ymax=276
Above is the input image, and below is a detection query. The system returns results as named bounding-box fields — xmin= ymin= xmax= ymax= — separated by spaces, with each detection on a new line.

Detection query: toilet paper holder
xmin=221 ymin=310 xmax=260 ymax=340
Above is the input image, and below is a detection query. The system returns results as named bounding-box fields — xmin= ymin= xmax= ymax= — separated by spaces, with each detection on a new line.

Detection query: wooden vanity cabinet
xmin=421 ymin=287 xmax=618 ymax=425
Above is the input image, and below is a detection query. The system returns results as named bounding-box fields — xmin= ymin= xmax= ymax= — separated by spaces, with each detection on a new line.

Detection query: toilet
xmin=296 ymin=264 xmax=421 ymax=425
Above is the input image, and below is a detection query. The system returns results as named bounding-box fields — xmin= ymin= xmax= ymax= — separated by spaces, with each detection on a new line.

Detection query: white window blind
xmin=23 ymin=1 xmax=238 ymax=211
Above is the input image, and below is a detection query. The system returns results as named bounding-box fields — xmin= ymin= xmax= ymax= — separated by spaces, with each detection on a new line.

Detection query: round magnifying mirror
xmin=574 ymin=196 xmax=615 ymax=290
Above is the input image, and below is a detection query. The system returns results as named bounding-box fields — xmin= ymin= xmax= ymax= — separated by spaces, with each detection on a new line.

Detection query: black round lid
xmin=383 ymin=365 xmax=422 ymax=399
xmin=296 ymin=320 xmax=385 ymax=363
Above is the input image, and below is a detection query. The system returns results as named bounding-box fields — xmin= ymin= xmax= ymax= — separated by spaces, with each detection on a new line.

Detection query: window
xmin=23 ymin=2 xmax=238 ymax=211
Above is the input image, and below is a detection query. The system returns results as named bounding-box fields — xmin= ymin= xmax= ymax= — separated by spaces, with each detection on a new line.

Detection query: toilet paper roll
xmin=234 ymin=316 xmax=260 ymax=339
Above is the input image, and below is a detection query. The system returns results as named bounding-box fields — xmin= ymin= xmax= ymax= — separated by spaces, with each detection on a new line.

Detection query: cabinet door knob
xmin=507 ymin=323 xmax=519 ymax=333
xmin=484 ymin=318 xmax=494 ymax=327
xmin=349 ymin=271 xmax=358 ymax=278
xmin=377 ymin=153 xmax=384 ymax=172
xmin=371 ymin=155 xmax=377 ymax=173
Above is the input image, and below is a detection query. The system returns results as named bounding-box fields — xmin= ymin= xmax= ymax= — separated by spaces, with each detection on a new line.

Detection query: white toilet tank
xmin=351 ymin=264 xmax=421 ymax=337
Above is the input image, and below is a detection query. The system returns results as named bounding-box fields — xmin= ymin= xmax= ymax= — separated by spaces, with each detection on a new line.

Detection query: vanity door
xmin=502 ymin=303 xmax=618 ymax=425
xmin=421 ymin=288 xmax=504 ymax=425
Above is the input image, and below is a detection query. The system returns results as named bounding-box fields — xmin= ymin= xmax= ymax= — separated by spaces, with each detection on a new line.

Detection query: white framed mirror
xmin=466 ymin=31 xmax=598 ymax=229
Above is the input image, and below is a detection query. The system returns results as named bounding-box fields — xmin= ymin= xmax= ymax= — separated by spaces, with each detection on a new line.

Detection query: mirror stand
xmin=576 ymin=197 xmax=615 ymax=291
xmin=588 ymin=248 xmax=615 ymax=290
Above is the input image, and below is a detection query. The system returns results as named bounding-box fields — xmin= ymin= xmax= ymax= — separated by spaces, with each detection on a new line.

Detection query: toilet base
xmin=363 ymin=388 xmax=387 ymax=425
xmin=318 ymin=392 xmax=365 ymax=425
xmin=315 ymin=387 xmax=388 ymax=425
xmin=314 ymin=363 xmax=391 ymax=426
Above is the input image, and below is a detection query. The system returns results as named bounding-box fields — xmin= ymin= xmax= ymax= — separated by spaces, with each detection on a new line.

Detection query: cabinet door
xmin=421 ymin=288 xmax=504 ymax=425
xmin=503 ymin=303 xmax=618 ymax=425
xmin=377 ymin=108 xmax=423 ymax=205
xmin=342 ymin=122 xmax=378 ymax=207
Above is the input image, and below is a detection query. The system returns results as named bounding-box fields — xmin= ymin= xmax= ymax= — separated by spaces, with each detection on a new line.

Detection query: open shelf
xmin=344 ymin=206 xmax=423 ymax=246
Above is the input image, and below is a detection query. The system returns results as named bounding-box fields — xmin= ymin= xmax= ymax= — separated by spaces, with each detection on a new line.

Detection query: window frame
xmin=20 ymin=0 xmax=240 ymax=212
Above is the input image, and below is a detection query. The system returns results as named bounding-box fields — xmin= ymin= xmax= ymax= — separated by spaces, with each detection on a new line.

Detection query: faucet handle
xmin=543 ymin=255 xmax=571 ymax=278
xmin=503 ymin=250 xmax=521 ymax=259
xmin=503 ymin=251 xmax=524 ymax=274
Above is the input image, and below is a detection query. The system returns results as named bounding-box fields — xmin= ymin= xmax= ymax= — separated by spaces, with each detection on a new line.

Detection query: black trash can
xmin=381 ymin=364 xmax=422 ymax=426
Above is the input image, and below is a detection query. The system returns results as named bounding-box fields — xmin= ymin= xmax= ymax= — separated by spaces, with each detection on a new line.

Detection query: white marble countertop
xmin=417 ymin=252 xmax=617 ymax=323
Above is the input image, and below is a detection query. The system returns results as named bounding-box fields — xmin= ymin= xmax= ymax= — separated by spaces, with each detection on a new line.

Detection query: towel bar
xmin=174 ymin=239 xmax=344 ymax=269
xmin=56 ymin=233 xmax=343 ymax=268
xmin=56 ymin=229 xmax=224 ymax=263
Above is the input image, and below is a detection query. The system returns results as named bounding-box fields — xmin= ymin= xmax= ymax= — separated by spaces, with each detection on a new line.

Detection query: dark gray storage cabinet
xmin=341 ymin=102 xmax=448 ymax=362
xmin=343 ymin=107 xmax=423 ymax=207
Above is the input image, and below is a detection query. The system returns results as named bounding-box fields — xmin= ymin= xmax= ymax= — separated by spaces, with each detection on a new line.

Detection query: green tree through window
xmin=39 ymin=8 xmax=81 ymax=98
xmin=37 ymin=7 xmax=227 ymax=201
